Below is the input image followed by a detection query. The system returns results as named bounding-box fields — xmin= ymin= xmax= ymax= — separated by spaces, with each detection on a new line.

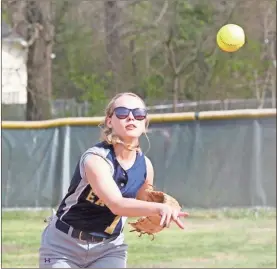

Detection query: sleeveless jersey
xmin=56 ymin=141 xmax=147 ymax=238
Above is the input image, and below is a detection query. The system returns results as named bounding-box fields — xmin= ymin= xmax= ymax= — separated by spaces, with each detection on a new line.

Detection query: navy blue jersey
xmin=56 ymin=142 xmax=147 ymax=237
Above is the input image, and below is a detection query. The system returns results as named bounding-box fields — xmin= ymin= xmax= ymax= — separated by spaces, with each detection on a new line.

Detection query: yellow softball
xmin=216 ymin=24 xmax=245 ymax=52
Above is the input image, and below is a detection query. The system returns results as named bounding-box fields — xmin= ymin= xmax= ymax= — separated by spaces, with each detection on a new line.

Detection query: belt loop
xmin=79 ymin=231 xmax=83 ymax=241
xmin=68 ymin=226 xmax=73 ymax=236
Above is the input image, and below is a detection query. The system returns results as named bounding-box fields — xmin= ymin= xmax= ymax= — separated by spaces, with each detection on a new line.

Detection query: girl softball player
xmin=39 ymin=92 xmax=187 ymax=268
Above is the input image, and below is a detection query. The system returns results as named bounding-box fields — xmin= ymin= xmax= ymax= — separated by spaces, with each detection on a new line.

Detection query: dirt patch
xmin=2 ymin=244 xmax=22 ymax=254
xmin=182 ymin=219 xmax=242 ymax=232
xmin=130 ymin=260 xmax=210 ymax=268
xmin=129 ymin=253 xmax=246 ymax=268
xmin=212 ymin=252 xmax=245 ymax=261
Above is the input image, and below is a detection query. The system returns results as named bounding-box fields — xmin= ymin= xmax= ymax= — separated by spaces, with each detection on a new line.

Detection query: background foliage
xmin=2 ymin=0 xmax=276 ymax=119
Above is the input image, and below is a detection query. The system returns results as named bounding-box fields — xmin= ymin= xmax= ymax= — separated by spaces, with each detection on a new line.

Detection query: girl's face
xmin=106 ymin=95 xmax=147 ymax=143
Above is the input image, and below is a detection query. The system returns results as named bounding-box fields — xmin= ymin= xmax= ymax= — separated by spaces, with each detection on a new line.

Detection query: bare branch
xmin=120 ymin=25 xmax=155 ymax=39
xmin=120 ymin=0 xmax=169 ymax=39
xmin=176 ymin=54 xmax=196 ymax=75
xmin=121 ymin=0 xmax=144 ymax=8
xmin=154 ymin=0 xmax=169 ymax=26
xmin=25 ymin=23 xmax=42 ymax=47
xmin=166 ymin=44 xmax=177 ymax=72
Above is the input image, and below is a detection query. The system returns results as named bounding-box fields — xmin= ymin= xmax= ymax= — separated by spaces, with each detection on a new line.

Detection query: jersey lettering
xmin=86 ymin=189 xmax=106 ymax=207
xmin=105 ymin=215 xmax=121 ymax=234
xmin=86 ymin=189 xmax=96 ymax=203
xmin=95 ymin=199 xmax=106 ymax=207
xmin=86 ymin=188 xmax=122 ymax=234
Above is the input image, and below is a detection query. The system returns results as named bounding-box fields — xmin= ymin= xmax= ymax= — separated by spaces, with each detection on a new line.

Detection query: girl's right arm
xmin=83 ymin=154 xmax=184 ymax=228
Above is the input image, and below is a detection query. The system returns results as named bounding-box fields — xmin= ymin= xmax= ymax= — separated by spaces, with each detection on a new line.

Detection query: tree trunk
xmin=104 ymin=0 xmax=122 ymax=94
xmin=3 ymin=0 xmax=54 ymax=120
xmin=130 ymin=39 xmax=137 ymax=82
xmin=25 ymin=0 xmax=54 ymax=120
xmin=167 ymin=0 xmax=179 ymax=112
xmin=173 ymin=75 xmax=179 ymax=112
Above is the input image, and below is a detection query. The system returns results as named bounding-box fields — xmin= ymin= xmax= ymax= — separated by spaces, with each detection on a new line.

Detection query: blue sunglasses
xmin=111 ymin=106 xmax=147 ymax=121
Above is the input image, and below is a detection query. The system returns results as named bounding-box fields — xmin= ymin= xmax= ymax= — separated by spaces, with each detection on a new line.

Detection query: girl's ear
xmin=145 ymin=118 xmax=149 ymax=130
xmin=106 ymin=117 xmax=112 ymax=128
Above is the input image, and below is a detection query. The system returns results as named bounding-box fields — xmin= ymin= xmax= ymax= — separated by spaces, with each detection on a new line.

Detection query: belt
xmin=55 ymin=219 xmax=107 ymax=243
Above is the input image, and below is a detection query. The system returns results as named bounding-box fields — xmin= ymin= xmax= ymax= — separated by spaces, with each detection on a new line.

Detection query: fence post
xmin=252 ymin=119 xmax=266 ymax=206
xmin=61 ymin=126 xmax=71 ymax=200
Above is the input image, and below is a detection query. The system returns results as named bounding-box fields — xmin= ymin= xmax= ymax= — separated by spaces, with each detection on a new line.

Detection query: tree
xmin=104 ymin=0 xmax=122 ymax=94
xmin=162 ymin=0 xmax=237 ymax=111
xmin=4 ymin=0 xmax=273 ymax=119
xmin=25 ymin=0 xmax=55 ymax=120
xmin=254 ymin=0 xmax=276 ymax=108
xmin=3 ymin=0 xmax=54 ymax=120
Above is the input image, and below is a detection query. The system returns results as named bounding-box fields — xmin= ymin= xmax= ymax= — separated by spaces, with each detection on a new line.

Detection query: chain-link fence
xmin=2 ymin=114 xmax=276 ymax=208
xmin=2 ymin=0 xmax=276 ymax=120
xmin=2 ymin=97 xmax=276 ymax=121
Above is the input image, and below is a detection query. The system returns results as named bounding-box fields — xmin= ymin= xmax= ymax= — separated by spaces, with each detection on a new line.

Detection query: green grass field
xmin=2 ymin=208 xmax=276 ymax=268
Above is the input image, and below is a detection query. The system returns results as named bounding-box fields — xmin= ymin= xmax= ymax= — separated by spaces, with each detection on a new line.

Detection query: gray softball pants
xmin=39 ymin=216 xmax=128 ymax=268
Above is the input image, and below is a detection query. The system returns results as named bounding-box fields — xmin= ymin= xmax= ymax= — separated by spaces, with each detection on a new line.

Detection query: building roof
xmin=2 ymin=21 xmax=12 ymax=38
xmin=2 ymin=21 xmax=27 ymax=46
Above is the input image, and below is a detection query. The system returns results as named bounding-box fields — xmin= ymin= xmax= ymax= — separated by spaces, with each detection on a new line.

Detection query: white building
xmin=2 ymin=21 xmax=28 ymax=104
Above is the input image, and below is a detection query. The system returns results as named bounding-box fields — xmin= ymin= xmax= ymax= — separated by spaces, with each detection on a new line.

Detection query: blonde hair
xmin=99 ymin=92 xmax=150 ymax=153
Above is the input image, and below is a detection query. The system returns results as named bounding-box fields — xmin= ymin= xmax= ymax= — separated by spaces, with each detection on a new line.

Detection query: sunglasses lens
xmin=133 ymin=108 xmax=147 ymax=120
xmin=114 ymin=107 xmax=129 ymax=119
xmin=113 ymin=107 xmax=147 ymax=120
